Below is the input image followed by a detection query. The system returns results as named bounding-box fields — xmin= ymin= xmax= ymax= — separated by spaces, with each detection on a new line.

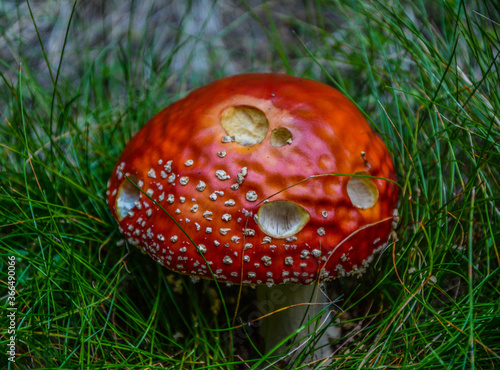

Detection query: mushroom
xmin=106 ymin=73 xmax=399 ymax=364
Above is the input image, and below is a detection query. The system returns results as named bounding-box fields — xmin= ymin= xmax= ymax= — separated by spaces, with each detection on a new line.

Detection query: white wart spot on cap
xmin=215 ymin=170 xmax=230 ymax=180
xmin=236 ymin=174 xmax=245 ymax=185
xmin=164 ymin=160 xmax=173 ymax=173
xmin=220 ymin=228 xmax=231 ymax=235
xmin=184 ymin=160 xmax=194 ymax=167
xmin=243 ymin=229 xmax=255 ymax=236
xmin=196 ymin=181 xmax=206 ymax=192
xmin=246 ymin=191 xmax=258 ymax=202
xmin=261 ymin=256 xmax=272 ymax=266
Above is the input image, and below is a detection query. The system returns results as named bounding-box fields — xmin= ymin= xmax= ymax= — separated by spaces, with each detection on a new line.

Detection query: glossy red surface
xmin=107 ymin=73 xmax=399 ymax=286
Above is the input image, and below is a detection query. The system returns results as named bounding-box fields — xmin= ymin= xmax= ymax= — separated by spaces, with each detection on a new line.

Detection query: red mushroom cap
xmin=107 ymin=73 xmax=399 ymax=286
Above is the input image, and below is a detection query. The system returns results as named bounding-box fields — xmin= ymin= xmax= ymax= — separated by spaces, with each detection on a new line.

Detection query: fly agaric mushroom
xmin=107 ymin=73 xmax=399 ymax=363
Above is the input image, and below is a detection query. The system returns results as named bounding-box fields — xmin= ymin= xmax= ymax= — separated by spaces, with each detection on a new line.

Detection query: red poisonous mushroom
xmin=106 ymin=73 xmax=399 ymax=363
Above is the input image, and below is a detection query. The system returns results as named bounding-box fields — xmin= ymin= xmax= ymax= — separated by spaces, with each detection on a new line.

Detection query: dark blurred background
xmin=0 ymin=1 xmax=340 ymax=92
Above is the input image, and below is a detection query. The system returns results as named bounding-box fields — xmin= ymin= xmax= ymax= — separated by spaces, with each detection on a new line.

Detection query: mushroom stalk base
xmin=256 ymin=283 xmax=340 ymax=365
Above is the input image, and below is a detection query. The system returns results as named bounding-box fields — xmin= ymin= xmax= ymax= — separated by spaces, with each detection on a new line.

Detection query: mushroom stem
xmin=256 ymin=283 xmax=340 ymax=364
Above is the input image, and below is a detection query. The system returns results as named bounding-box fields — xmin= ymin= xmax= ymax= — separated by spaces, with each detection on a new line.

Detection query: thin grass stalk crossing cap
xmin=107 ymin=73 xmax=399 ymax=286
